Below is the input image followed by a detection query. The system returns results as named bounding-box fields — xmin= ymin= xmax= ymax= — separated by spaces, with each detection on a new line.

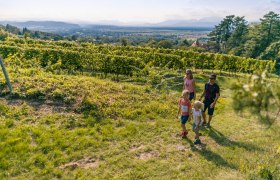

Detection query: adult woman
xmin=183 ymin=69 xmax=196 ymax=101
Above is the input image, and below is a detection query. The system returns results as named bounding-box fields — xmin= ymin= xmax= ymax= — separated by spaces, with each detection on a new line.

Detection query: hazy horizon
xmin=1 ymin=0 xmax=280 ymax=25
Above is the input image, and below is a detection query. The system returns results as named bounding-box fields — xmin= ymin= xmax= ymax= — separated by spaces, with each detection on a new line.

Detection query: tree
xmin=261 ymin=11 xmax=280 ymax=48
xmin=208 ymin=15 xmax=246 ymax=53
xmin=24 ymin=31 xmax=30 ymax=41
xmin=34 ymin=31 xmax=41 ymax=38
xmin=226 ymin=16 xmax=248 ymax=55
xmin=22 ymin=27 xmax=29 ymax=35
xmin=259 ymin=41 xmax=280 ymax=74
xmin=120 ymin=38 xmax=128 ymax=46
xmin=259 ymin=41 xmax=280 ymax=60
xmin=157 ymin=40 xmax=173 ymax=49
xmin=5 ymin=24 xmax=21 ymax=35
xmin=181 ymin=39 xmax=190 ymax=46
xmin=243 ymin=11 xmax=280 ymax=58
xmin=146 ymin=39 xmax=157 ymax=48
xmin=71 ymin=35 xmax=79 ymax=41
xmin=0 ymin=29 xmax=7 ymax=41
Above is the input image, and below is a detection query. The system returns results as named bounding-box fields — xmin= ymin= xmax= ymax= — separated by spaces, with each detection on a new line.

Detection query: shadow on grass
xmin=0 ymin=93 xmax=73 ymax=113
xmin=185 ymin=137 xmax=237 ymax=170
xmin=207 ymin=127 xmax=263 ymax=152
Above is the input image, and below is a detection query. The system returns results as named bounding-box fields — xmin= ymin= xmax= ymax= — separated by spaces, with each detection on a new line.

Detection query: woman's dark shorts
xmin=189 ymin=92 xmax=195 ymax=101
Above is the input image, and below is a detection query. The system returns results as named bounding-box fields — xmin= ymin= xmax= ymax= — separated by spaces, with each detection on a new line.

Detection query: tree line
xmin=208 ymin=11 xmax=280 ymax=73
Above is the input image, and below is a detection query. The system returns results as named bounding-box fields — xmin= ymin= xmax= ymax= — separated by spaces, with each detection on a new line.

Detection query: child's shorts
xmin=181 ymin=115 xmax=189 ymax=124
xmin=192 ymin=123 xmax=201 ymax=133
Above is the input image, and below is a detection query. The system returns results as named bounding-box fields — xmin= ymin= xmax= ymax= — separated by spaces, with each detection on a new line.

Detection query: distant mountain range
xmin=0 ymin=19 xmax=219 ymax=32
xmin=0 ymin=21 xmax=81 ymax=32
xmin=82 ymin=17 xmax=221 ymax=27
xmin=151 ymin=19 xmax=221 ymax=28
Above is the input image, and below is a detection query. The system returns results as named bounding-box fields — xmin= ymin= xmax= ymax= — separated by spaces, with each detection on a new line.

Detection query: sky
xmin=0 ymin=0 xmax=280 ymax=24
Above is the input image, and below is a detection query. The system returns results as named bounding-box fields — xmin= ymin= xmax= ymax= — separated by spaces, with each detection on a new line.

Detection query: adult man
xmin=199 ymin=74 xmax=220 ymax=128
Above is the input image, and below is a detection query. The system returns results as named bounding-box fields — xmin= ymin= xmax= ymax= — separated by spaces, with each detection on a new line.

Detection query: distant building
xmin=191 ymin=39 xmax=200 ymax=47
xmin=191 ymin=39 xmax=208 ymax=49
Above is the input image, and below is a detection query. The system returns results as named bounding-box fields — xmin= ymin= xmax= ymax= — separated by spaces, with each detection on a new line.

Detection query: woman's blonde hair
xmin=185 ymin=69 xmax=193 ymax=79
xmin=194 ymin=100 xmax=204 ymax=110
xmin=182 ymin=90 xmax=190 ymax=98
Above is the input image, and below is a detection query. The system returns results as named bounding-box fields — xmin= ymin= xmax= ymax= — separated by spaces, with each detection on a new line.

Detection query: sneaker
xmin=181 ymin=131 xmax=188 ymax=138
xmin=194 ymin=139 xmax=201 ymax=145
xmin=206 ymin=123 xmax=211 ymax=128
xmin=202 ymin=121 xmax=207 ymax=126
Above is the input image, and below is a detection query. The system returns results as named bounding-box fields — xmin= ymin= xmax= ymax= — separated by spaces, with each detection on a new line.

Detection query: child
xmin=183 ymin=69 xmax=196 ymax=101
xmin=177 ymin=90 xmax=192 ymax=138
xmin=192 ymin=101 xmax=204 ymax=144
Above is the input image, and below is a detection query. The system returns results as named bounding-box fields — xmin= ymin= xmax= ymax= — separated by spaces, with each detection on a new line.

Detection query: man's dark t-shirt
xmin=204 ymin=82 xmax=220 ymax=102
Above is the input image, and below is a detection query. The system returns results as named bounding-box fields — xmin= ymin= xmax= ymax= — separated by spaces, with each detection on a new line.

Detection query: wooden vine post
xmin=0 ymin=57 xmax=13 ymax=93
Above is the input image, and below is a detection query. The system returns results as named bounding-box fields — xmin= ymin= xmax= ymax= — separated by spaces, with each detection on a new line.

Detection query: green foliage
xmin=242 ymin=12 xmax=280 ymax=59
xmin=232 ymin=71 xmax=280 ymax=125
xmin=157 ymin=40 xmax=173 ymax=49
xmin=208 ymin=11 xmax=280 ymax=74
xmin=120 ymin=38 xmax=128 ymax=46
xmin=0 ymin=30 xmax=8 ymax=41
xmin=208 ymin=15 xmax=248 ymax=54
xmin=0 ymin=38 xmax=275 ymax=77
xmin=5 ymin=24 xmax=21 ymax=35
xmin=260 ymin=41 xmax=280 ymax=60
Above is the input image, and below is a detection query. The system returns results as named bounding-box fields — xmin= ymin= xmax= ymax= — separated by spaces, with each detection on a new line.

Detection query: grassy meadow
xmin=0 ymin=66 xmax=279 ymax=179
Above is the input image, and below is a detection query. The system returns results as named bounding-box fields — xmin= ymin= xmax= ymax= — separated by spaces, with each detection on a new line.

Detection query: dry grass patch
xmin=137 ymin=151 xmax=160 ymax=160
xmin=60 ymin=157 xmax=99 ymax=169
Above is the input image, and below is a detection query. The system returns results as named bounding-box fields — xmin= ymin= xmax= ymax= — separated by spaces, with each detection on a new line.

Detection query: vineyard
xmin=0 ymin=34 xmax=279 ymax=179
xmin=0 ymin=37 xmax=276 ymax=78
